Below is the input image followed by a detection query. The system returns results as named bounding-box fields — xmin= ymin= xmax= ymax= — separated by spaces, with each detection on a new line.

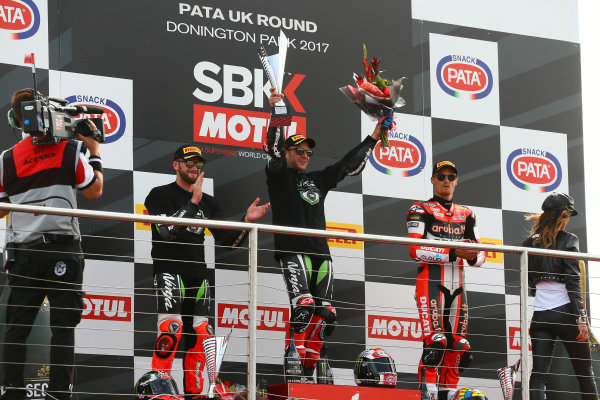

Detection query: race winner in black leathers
xmin=265 ymin=88 xmax=386 ymax=379
xmin=407 ymin=161 xmax=485 ymax=400
xmin=144 ymin=145 xmax=269 ymax=398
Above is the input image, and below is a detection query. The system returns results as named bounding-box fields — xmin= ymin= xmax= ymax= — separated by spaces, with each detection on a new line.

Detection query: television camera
xmin=8 ymin=53 xmax=105 ymax=145
xmin=20 ymin=94 xmax=105 ymax=145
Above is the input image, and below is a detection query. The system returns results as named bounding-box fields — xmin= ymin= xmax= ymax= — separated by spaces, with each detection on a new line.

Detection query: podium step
xmin=267 ymin=382 xmax=420 ymax=400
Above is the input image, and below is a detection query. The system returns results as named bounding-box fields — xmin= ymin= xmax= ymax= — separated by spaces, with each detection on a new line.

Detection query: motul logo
xmin=368 ymin=315 xmax=423 ymax=341
xmin=194 ymin=104 xmax=306 ymax=149
xmin=508 ymin=326 xmax=532 ymax=351
xmin=217 ymin=303 xmax=288 ymax=331
xmin=81 ymin=294 xmax=131 ymax=322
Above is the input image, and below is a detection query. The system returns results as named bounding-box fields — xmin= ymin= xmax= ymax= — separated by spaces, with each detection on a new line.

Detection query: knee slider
xmin=320 ymin=304 xmax=337 ymax=337
xmin=422 ymin=333 xmax=447 ymax=368
xmin=155 ymin=318 xmax=182 ymax=359
xmin=291 ymin=296 xmax=315 ymax=333
xmin=454 ymin=338 xmax=472 ymax=373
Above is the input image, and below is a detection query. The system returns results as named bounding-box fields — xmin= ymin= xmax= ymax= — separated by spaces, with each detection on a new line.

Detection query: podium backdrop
xmin=0 ymin=1 xmax=590 ymax=399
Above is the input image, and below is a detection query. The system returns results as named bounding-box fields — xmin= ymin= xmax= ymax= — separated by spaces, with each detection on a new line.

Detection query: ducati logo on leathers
xmin=297 ymin=179 xmax=320 ymax=205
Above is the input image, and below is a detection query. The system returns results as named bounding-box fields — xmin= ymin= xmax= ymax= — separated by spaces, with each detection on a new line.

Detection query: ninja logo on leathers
xmin=160 ymin=274 xmax=177 ymax=311
xmin=287 ymin=262 xmax=301 ymax=295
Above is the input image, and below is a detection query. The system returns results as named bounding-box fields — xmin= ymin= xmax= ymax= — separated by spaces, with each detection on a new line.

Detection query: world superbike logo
xmin=506 ymin=148 xmax=562 ymax=192
xmin=436 ymin=55 xmax=493 ymax=100
xmin=368 ymin=130 xmax=426 ymax=176
xmin=65 ymin=95 xmax=127 ymax=144
xmin=0 ymin=0 xmax=39 ymax=39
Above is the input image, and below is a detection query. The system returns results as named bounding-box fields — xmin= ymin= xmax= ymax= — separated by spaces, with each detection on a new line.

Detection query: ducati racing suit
xmin=406 ymin=195 xmax=485 ymax=400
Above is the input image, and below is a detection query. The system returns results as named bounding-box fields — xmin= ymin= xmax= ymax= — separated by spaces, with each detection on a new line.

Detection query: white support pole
xmin=247 ymin=227 xmax=258 ymax=400
xmin=520 ymin=250 xmax=530 ymax=400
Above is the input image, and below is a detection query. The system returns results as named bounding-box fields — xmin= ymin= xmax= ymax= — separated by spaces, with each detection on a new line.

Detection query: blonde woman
xmin=523 ymin=192 xmax=598 ymax=400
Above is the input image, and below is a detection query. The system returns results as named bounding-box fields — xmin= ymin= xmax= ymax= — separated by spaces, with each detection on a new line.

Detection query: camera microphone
xmin=58 ymin=105 xmax=105 ymax=116
xmin=74 ymin=105 xmax=104 ymax=114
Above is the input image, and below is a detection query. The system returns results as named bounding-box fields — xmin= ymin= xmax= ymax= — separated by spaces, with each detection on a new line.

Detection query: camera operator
xmin=0 ymin=88 xmax=103 ymax=400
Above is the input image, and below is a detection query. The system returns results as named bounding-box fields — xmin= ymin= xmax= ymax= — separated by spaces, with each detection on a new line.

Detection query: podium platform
xmin=267 ymin=383 xmax=420 ymax=399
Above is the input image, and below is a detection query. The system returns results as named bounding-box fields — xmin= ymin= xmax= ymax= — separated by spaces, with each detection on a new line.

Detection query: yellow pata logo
xmin=326 ymin=222 xmax=363 ymax=250
xmin=480 ymin=237 xmax=503 ymax=263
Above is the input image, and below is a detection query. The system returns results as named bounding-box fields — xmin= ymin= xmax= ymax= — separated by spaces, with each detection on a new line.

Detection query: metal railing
xmin=0 ymin=202 xmax=599 ymax=400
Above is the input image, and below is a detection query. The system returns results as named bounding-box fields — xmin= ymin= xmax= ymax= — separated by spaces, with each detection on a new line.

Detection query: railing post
xmin=520 ymin=250 xmax=530 ymax=400
xmin=248 ymin=227 xmax=258 ymax=400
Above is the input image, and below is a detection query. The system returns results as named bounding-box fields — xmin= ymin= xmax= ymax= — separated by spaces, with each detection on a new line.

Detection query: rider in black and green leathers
xmin=264 ymin=87 xmax=385 ymax=378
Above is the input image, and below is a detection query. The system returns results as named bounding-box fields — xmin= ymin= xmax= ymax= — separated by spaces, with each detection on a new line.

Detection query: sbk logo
xmin=217 ymin=303 xmax=289 ymax=332
xmin=0 ymin=0 xmax=40 ymax=40
xmin=193 ymin=61 xmax=306 ymax=149
xmin=81 ymin=294 xmax=131 ymax=322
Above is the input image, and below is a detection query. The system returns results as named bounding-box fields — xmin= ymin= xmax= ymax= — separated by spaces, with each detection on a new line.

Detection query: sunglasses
xmin=288 ymin=147 xmax=313 ymax=157
xmin=435 ymin=173 xmax=457 ymax=182
xmin=177 ymin=160 xmax=204 ymax=169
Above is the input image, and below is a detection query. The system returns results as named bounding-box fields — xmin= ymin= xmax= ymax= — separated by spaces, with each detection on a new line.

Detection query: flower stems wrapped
xmin=339 ymin=44 xmax=406 ymax=147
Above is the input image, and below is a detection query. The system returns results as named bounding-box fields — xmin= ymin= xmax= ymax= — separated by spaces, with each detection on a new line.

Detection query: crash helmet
xmin=354 ymin=347 xmax=397 ymax=387
xmin=135 ymin=370 xmax=181 ymax=399
xmin=450 ymin=387 xmax=488 ymax=399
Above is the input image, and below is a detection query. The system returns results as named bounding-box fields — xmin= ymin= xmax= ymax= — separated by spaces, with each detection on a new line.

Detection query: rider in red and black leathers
xmin=265 ymin=88 xmax=386 ymax=379
xmin=406 ymin=161 xmax=485 ymax=400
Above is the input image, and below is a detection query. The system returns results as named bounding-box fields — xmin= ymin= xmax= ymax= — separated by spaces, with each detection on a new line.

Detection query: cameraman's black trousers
xmin=1 ymin=242 xmax=84 ymax=400
xmin=530 ymin=303 xmax=598 ymax=400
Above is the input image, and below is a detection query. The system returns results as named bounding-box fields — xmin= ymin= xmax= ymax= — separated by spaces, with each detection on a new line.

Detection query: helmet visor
xmin=368 ymin=358 xmax=396 ymax=375
xmin=148 ymin=378 xmax=179 ymax=396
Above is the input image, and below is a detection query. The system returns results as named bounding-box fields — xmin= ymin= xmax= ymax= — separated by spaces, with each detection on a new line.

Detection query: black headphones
xmin=7 ymin=108 xmax=19 ymax=129
xmin=7 ymin=88 xmax=39 ymax=129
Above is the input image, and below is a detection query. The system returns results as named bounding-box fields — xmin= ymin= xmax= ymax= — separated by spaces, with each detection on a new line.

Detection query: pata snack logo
xmin=65 ymin=95 xmax=127 ymax=144
xmin=436 ymin=55 xmax=493 ymax=100
xmin=0 ymin=0 xmax=39 ymax=39
xmin=369 ymin=130 xmax=426 ymax=176
xmin=506 ymin=147 xmax=562 ymax=192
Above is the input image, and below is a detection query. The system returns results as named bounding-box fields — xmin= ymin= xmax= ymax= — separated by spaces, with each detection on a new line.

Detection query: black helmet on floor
xmin=354 ymin=347 xmax=397 ymax=387
xmin=135 ymin=370 xmax=181 ymax=399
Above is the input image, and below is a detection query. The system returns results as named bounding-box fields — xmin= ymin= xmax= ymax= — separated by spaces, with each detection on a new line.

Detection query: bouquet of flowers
xmin=339 ymin=44 xmax=406 ymax=147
